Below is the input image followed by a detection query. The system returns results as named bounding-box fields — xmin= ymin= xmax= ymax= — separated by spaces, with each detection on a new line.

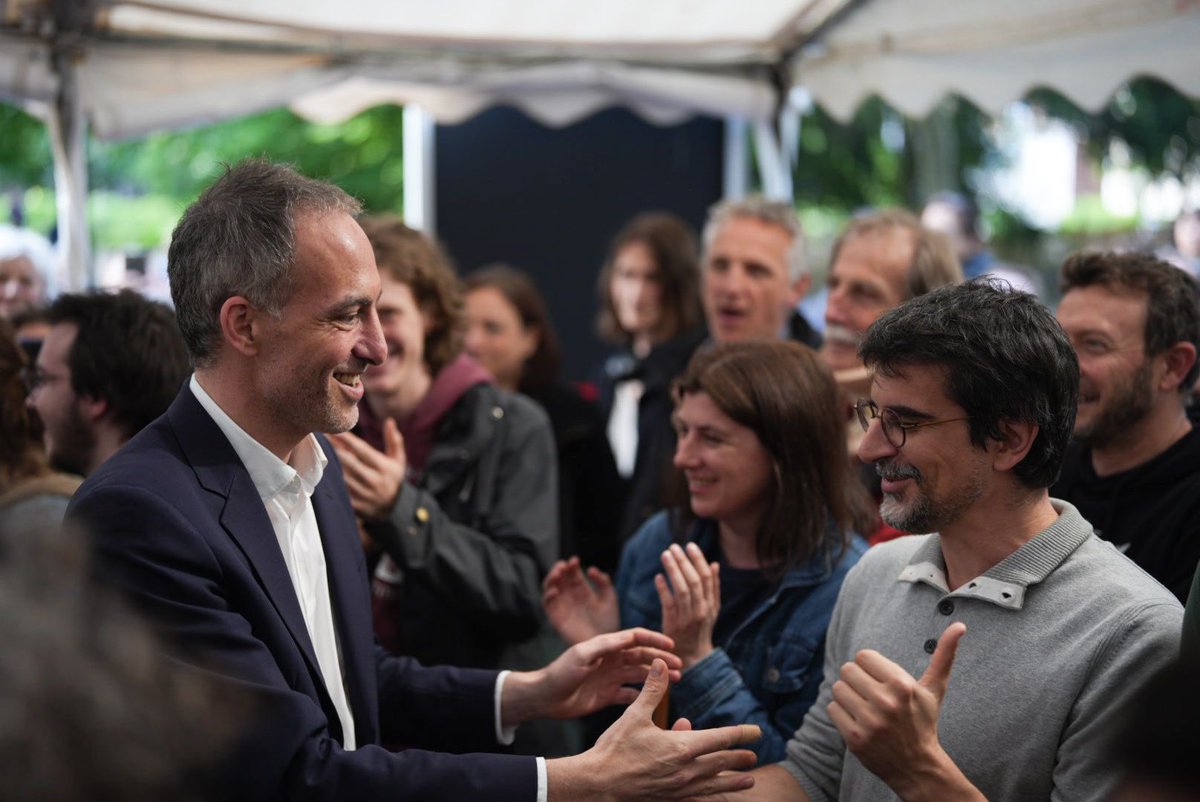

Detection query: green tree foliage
xmin=89 ymin=105 xmax=407 ymax=211
xmin=1028 ymin=77 xmax=1200 ymax=179
xmin=791 ymin=95 xmax=993 ymax=213
xmin=0 ymin=103 xmax=53 ymax=189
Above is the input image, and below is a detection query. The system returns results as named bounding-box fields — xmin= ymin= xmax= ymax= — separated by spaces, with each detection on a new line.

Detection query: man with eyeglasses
xmin=716 ymin=281 xmax=1182 ymax=801
xmin=27 ymin=290 xmax=190 ymax=478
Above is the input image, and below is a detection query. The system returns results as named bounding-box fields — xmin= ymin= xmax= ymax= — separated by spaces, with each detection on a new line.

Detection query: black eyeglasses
xmin=854 ymin=398 xmax=969 ymax=449
xmin=23 ymin=367 xmax=66 ymax=394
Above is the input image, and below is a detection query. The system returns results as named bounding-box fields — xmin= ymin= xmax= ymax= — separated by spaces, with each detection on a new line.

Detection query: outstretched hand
xmin=542 ymin=556 xmax=619 ymax=645
xmin=502 ymin=628 xmax=682 ymax=726
xmin=546 ymin=658 xmax=762 ymax=801
xmin=328 ymin=419 xmax=406 ymax=522
xmin=828 ymin=622 xmax=967 ymax=791
xmin=657 ymin=543 xmax=720 ymax=669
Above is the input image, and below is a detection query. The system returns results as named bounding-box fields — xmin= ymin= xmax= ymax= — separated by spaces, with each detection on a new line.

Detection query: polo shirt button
xmin=416 ymin=507 xmax=430 ymax=523
xmin=923 ymin=638 xmax=937 ymax=654
xmin=766 ymin=667 xmax=781 ymax=683
xmin=938 ymin=599 xmax=954 ymax=615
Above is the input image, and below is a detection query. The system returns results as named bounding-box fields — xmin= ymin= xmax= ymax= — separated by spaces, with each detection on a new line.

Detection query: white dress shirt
xmin=190 ymin=376 xmax=357 ymax=749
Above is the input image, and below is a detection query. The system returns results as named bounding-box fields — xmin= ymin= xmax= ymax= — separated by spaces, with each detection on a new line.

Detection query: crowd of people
xmin=3 ymin=160 xmax=1200 ymax=800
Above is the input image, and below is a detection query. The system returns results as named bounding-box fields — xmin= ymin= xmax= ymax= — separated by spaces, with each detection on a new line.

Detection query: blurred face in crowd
xmin=702 ymin=216 xmax=795 ymax=344
xmin=363 ymin=273 xmax=432 ymax=406
xmin=672 ymin=390 xmax=774 ymax=538
xmin=252 ymin=212 xmax=386 ymax=451
xmin=856 ymin=364 xmax=985 ymax=535
xmin=921 ymin=201 xmax=974 ymax=262
xmin=1056 ymin=284 xmax=1154 ymax=448
xmin=0 ymin=255 xmax=45 ymax=320
xmin=609 ymin=240 xmax=664 ymax=344
xmin=28 ymin=322 xmax=95 ymax=475
xmin=823 ymin=228 xmax=913 ymax=372
xmin=464 ymin=286 xmax=538 ymax=392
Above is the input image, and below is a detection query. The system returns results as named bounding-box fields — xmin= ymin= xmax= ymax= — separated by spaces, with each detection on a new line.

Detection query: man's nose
xmin=359 ymin=310 xmax=387 ymax=366
xmin=856 ymin=414 xmax=896 ymax=464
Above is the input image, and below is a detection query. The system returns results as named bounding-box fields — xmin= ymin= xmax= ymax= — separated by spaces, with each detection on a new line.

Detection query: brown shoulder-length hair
xmin=357 ymin=215 xmax=464 ymax=376
xmin=463 ymin=264 xmax=563 ymax=397
xmin=671 ymin=341 xmax=875 ymax=578
xmin=0 ymin=317 xmax=49 ymax=492
xmin=596 ymin=212 xmax=704 ymax=345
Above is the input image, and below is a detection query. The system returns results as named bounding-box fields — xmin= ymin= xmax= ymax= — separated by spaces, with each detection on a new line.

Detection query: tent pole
xmin=47 ymin=45 xmax=89 ymax=291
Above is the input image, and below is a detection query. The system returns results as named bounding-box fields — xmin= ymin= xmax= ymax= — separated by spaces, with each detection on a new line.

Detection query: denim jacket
xmin=616 ymin=512 xmax=866 ymax=763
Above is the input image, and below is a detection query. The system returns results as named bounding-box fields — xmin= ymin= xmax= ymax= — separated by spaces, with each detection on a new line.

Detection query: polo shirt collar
xmin=898 ymin=500 xmax=1092 ymax=610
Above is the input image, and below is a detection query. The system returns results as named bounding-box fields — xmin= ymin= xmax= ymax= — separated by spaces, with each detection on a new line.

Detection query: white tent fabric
xmin=3 ymin=0 xmax=837 ymax=139
xmin=794 ymin=0 xmax=1200 ymax=121
xmin=1 ymin=0 xmax=1199 ymax=284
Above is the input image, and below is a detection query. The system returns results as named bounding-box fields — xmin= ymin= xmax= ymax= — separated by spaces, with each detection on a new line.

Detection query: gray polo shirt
xmin=784 ymin=500 xmax=1182 ymax=801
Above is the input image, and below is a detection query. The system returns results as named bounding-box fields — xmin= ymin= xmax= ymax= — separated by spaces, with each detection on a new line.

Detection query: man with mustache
xmin=821 ymin=209 xmax=961 ymax=382
xmin=713 ymin=281 xmax=1181 ymax=801
xmin=1051 ymin=251 xmax=1200 ymax=602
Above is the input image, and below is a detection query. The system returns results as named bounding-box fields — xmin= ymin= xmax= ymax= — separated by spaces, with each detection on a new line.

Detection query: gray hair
xmin=0 ymin=224 xmax=56 ymax=298
xmin=167 ymin=160 xmax=361 ymax=366
xmin=701 ymin=196 xmax=807 ymax=282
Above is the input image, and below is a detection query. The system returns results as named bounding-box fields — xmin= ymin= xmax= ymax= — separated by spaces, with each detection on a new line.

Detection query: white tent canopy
xmin=794 ymin=0 xmax=1200 ymax=121
xmin=1 ymin=0 xmax=1198 ymax=285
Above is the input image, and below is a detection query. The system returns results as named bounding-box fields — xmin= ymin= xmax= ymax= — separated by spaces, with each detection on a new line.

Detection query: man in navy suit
xmin=68 ymin=160 xmax=760 ymax=801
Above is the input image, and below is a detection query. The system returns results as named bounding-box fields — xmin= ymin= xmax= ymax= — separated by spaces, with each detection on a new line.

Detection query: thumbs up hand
xmin=827 ymin=622 xmax=970 ymax=796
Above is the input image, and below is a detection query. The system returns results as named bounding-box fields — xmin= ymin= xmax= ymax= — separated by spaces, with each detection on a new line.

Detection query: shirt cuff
xmin=495 ymin=670 xmax=516 ymax=745
xmin=536 ymin=757 xmax=548 ymax=802
xmin=496 ymin=672 xmax=546 ymax=801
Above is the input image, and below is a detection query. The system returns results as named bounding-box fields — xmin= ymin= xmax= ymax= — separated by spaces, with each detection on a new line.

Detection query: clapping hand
xmin=328 ymin=418 xmax=406 ymax=522
xmin=657 ymin=543 xmax=720 ymax=669
xmin=542 ymin=556 xmax=619 ymax=645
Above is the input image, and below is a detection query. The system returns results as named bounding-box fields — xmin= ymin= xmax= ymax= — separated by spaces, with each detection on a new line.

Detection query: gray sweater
xmin=784 ymin=500 xmax=1182 ymax=801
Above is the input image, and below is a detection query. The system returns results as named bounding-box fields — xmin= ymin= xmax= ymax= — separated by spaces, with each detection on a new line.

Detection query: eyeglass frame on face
xmin=23 ymin=366 xmax=69 ymax=394
xmin=854 ymin=398 xmax=970 ymax=449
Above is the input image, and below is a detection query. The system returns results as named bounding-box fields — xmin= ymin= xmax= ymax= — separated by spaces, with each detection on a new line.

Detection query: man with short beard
xmin=717 ymin=281 xmax=1181 ymax=802
xmin=26 ymin=290 xmax=190 ymax=478
xmin=1051 ymin=251 xmax=1200 ymax=601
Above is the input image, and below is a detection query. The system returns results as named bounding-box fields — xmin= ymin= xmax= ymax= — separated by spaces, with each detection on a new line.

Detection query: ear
xmin=787 ymin=274 xmax=812 ymax=306
xmin=988 ymin=419 xmax=1039 ymax=473
xmin=518 ymin=325 xmax=541 ymax=362
xmin=219 ymin=296 xmax=263 ymax=357
xmin=76 ymin=394 xmax=109 ymax=425
xmin=1156 ymin=341 xmax=1197 ymax=393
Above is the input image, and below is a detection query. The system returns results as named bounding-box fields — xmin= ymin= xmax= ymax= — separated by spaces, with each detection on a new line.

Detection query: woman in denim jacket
xmin=544 ymin=341 xmax=875 ymax=762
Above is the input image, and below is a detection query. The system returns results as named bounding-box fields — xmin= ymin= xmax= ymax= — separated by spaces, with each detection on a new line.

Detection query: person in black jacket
xmin=1052 ymin=251 xmax=1200 ymax=602
xmin=593 ymin=212 xmax=707 ymax=543
xmin=463 ymin=265 xmax=623 ymax=575
xmin=328 ymin=217 xmax=567 ymax=752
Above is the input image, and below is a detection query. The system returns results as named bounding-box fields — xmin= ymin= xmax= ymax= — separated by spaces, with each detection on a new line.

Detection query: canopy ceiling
xmin=2 ymin=0 xmax=1196 ymax=136
xmin=2 ymin=0 xmax=1198 ymax=287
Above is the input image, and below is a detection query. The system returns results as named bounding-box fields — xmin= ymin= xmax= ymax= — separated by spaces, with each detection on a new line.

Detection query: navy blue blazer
xmin=67 ymin=387 xmax=537 ymax=801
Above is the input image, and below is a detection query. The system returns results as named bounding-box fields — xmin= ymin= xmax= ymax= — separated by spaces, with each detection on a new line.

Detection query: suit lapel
xmin=168 ymin=390 xmax=324 ymax=685
xmin=312 ymin=439 xmax=378 ymax=739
